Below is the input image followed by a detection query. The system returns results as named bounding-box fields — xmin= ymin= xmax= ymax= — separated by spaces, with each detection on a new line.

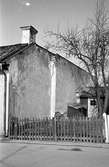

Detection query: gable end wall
xmin=8 ymin=45 xmax=51 ymax=118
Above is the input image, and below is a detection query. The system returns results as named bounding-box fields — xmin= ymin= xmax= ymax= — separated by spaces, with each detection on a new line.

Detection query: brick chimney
xmin=20 ymin=25 xmax=38 ymax=44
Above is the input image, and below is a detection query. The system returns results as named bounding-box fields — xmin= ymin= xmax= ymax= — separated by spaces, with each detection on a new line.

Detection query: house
xmin=0 ymin=26 xmax=91 ymax=137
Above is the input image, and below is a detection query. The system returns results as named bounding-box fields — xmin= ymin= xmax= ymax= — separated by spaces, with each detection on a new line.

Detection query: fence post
xmin=103 ymin=113 xmax=109 ymax=143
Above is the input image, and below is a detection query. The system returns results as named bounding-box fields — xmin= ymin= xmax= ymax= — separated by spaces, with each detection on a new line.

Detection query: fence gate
xmin=8 ymin=117 xmax=105 ymax=143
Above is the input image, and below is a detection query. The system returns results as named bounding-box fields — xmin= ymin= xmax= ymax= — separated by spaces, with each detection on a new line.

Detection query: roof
xmin=80 ymin=87 xmax=105 ymax=98
xmin=0 ymin=42 xmax=88 ymax=74
xmin=35 ymin=44 xmax=89 ymax=74
xmin=68 ymin=103 xmax=87 ymax=109
xmin=0 ymin=43 xmax=28 ymax=62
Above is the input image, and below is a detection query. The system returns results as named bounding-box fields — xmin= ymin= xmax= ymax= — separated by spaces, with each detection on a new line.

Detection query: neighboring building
xmin=0 ymin=26 xmax=91 ymax=136
xmin=81 ymin=87 xmax=105 ymax=118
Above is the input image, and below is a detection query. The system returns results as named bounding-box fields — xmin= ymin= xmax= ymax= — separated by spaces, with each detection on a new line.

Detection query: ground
xmin=0 ymin=141 xmax=109 ymax=167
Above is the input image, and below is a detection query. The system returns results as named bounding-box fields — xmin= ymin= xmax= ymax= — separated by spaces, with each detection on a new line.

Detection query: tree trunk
xmin=96 ymin=87 xmax=103 ymax=117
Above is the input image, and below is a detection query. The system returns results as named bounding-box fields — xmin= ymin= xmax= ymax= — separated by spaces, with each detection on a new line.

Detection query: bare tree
xmin=46 ymin=0 xmax=109 ymax=117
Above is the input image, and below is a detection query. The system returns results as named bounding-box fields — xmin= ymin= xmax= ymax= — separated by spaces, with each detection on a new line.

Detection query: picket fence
xmin=8 ymin=117 xmax=105 ymax=143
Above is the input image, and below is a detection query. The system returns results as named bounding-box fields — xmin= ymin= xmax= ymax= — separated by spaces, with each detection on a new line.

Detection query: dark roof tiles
xmin=0 ymin=43 xmax=28 ymax=61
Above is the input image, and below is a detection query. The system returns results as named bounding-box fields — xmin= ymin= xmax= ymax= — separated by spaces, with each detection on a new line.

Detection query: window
xmin=90 ymin=99 xmax=96 ymax=106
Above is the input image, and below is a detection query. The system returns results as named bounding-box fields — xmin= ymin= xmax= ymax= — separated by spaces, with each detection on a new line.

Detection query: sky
xmin=0 ymin=0 xmax=109 ymax=47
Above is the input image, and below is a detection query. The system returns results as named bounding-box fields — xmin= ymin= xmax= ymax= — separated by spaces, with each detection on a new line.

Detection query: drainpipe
xmin=0 ymin=63 xmax=9 ymax=136
xmin=3 ymin=71 xmax=7 ymax=136
xmin=5 ymin=72 xmax=9 ymax=136
xmin=0 ymin=68 xmax=6 ymax=137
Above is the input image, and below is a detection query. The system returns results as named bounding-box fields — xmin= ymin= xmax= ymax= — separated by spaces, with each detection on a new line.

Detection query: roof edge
xmin=0 ymin=42 xmax=89 ymax=73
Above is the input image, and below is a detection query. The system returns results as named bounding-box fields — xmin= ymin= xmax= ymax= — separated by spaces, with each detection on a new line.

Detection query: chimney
xmin=20 ymin=25 xmax=38 ymax=44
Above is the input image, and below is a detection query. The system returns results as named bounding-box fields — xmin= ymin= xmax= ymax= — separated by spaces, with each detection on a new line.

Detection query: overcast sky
xmin=0 ymin=0 xmax=109 ymax=46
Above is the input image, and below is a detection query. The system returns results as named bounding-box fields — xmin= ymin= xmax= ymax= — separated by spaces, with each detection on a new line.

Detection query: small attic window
xmin=90 ymin=99 xmax=96 ymax=106
xmin=2 ymin=63 xmax=9 ymax=71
